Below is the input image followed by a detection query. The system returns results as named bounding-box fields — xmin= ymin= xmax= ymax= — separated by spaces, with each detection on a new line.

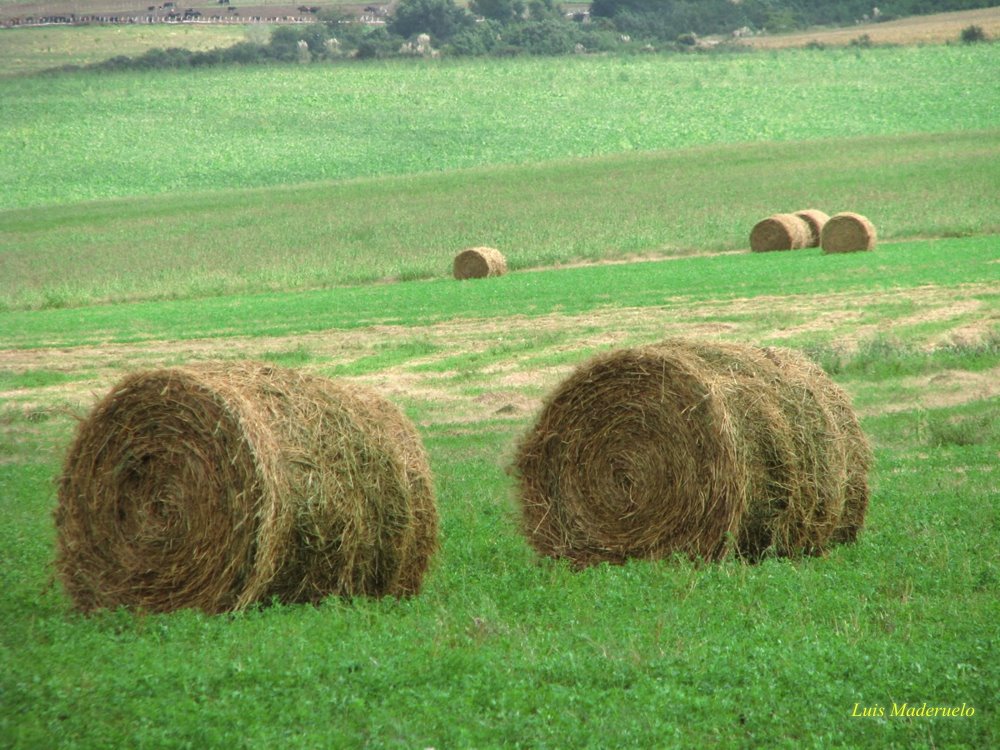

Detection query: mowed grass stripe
xmin=2 ymin=235 xmax=996 ymax=349
xmin=2 ymin=130 xmax=998 ymax=310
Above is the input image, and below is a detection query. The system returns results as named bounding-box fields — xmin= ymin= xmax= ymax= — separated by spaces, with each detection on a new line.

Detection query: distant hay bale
xmin=453 ymin=246 xmax=508 ymax=280
xmin=794 ymin=209 xmax=830 ymax=247
xmin=55 ymin=362 xmax=438 ymax=614
xmin=821 ymin=212 xmax=877 ymax=253
xmin=750 ymin=213 xmax=811 ymax=252
xmin=513 ymin=339 xmax=871 ymax=567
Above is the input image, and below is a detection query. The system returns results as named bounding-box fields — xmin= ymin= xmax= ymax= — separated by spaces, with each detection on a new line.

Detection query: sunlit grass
xmin=2 ymin=45 xmax=998 ymax=211
xmin=2 ymin=129 xmax=998 ymax=311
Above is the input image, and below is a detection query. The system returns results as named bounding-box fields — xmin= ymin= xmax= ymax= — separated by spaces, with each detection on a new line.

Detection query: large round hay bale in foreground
xmin=749 ymin=213 xmax=812 ymax=252
xmin=55 ymin=362 xmax=438 ymax=614
xmin=453 ymin=246 xmax=508 ymax=279
xmin=794 ymin=209 xmax=830 ymax=247
xmin=513 ymin=339 xmax=871 ymax=566
xmin=821 ymin=212 xmax=877 ymax=253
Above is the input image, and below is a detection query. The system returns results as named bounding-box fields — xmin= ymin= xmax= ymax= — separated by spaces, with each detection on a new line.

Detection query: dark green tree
xmin=387 ymin=0 xmax=474 ymax=42
xmin=469 ymin=0 xmax=525 ymax=22
xmin=527 ymin=0 xmax=562 ymax=20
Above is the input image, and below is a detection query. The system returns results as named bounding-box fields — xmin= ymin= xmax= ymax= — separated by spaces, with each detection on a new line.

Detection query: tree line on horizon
xmin=71 ymin=0 xmax=996 ymax=72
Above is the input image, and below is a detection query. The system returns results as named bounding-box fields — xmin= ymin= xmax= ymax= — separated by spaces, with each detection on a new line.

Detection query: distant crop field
xmin=2 ymin=130 xmax=998 ymax=310
xmin=738 ymin=7 xmax=1000 ymax=48
xmin=0 ymin=24 xmax=255 ymax=76
xmin=2 ymin=44 xmax=999 ymax=211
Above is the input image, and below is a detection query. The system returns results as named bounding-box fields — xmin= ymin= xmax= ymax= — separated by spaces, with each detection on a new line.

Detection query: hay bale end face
xmin=794 ymin=209 xmax=830 ymax=247
xmin=453 ymin=246 xmax=508 ymax=280
xmin=55 ymin=362 xmax=438 ymax=614
xmin=513 ymin=339 xmax=871 ymax=567
xmin=821 ymin=212 xmax=877 ymax=253
xmin=749 ymin=213 xmax=812 ymax=252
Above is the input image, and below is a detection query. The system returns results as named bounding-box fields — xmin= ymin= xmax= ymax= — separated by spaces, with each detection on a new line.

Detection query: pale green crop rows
xmin=2 ymin=44 xmax=998 ymax=210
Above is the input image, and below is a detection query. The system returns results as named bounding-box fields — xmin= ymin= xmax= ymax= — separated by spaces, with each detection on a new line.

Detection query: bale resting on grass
xmin=750 ymin=213 xmax=812 ymax=252
xmin=55 ymin=362 xmax=438 ymax=614
xmin=513 ymin=338 xmax=871 ymax=567
xmin=821 ymin=212 xmax=877 ymax=253
xmin=794 ymin=209 xmax=830 ymax=247
xmin=453 ymin=246 xmax=508 ymax=279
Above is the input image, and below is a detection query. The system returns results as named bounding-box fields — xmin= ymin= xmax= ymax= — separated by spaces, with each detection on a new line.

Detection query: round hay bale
xmin=793 ymin=209 xmax=830 ymax=247
xmin=55 ymin=362 xmax=438 ymax=614
xmin=512 ymin=339 xmax=870 ymax=566
xmin=453 ymin=246 xmax=508 ymax=280
xmin=758 ymin=346 xmax=872 ymax=546
xmin=749 ymin=213 xmax=811 ymax=252
xmin=821 ymin=212 xmax=877 ymax=253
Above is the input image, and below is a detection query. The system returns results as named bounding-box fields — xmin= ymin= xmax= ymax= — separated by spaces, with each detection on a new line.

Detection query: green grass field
xmin=1 ymin=38 xmax=998 ymax=749
xmin=2 ymin=45 xmax=998 ymax=309
xmin=3 ymin=45 xmax=998 ymax=212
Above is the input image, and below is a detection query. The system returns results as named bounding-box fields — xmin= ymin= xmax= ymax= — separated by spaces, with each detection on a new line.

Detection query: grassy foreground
xmin=1 ymin=235 xmax=997 ymax=748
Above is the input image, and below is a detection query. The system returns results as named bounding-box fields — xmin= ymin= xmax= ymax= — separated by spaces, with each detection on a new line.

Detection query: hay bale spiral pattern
xmin=453 ymin=246 xmax=508 ymax=280
xmin=821 ymin=212 xmax=877 ymax=253
xmin=513 ymin=339 xmax=871 ymax=566
xmin=749 ymin=213 xmax=811 ymax=252
xmin=55 ymin=362 xmax=438 ymax=613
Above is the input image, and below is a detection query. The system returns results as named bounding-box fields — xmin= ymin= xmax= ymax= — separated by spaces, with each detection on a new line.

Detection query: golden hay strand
xmin=512 ymin=339 xmax=870 ymax=567
xmin=794 ymin=209 xmax=830 ymax=248
xmin=821 ymin=212 xmax=877 ymax=253
xmin=764 ymin=348 xmax=873 ymax=544
xmin=453 ymin=246 xmax=508 ymax=280
xmin=749 ymin=213 xmax=812 ymax=252
xmin=55 ymin=362 xmax=438 ymax=614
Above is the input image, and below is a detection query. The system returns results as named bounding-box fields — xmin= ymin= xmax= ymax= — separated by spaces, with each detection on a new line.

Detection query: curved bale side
xmin=761 ymin=348 xmax=873 ymax=544
xmin=749 ymin=213 xmax=811 ymax=252
xmin=821 ymin=212 xmax=877 ymax=253
xmin=453 ymin=246 xmax=508 ymax=280
xmin=55 ymin=362 xmax=438 ymax=614
xmin=794 ymin=209 xmax=830 ymax=248
xmin=512 ymin=339 xmax=870 ymax=567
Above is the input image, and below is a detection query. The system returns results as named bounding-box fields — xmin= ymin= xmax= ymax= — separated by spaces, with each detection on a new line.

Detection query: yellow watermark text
xmin=851 ymin=702 xmax=975 ymax=718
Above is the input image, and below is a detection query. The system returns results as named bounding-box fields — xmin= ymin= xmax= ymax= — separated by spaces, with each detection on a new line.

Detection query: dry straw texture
xmin=794 ymin=209 xmax=830 ymax=247
xmin=821 ymin=212 xmax=877 ymax=253
xmin=749 ymin=213 xmax=812 ymax=252
xmin=453 ymin=246 xmax=508 ymax=280
xmin=55 ymin=362 xmax=438 ymax=614
xmin=513 ymin=339 xmax=871 ymax=567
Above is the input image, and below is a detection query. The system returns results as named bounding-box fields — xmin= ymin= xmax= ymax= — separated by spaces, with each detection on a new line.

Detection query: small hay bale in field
xmin=821 ymin=212 xmax=877 ymax=253
xmin=794 ymin=209 xmax=830 ymax=247
xmin=749 ymin=213 xmax=812 ymax=252
xmin=55 ymin=362 xmax=438 ymax=614
xmin=453 ymin=246 xmax=508 ymax=280
xmin=512 ymin=338 xmax=871 ymax=567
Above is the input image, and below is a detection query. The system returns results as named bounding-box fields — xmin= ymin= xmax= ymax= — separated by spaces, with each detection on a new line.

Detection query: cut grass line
xmin=1 ymin=236 xmax=996 ymax=350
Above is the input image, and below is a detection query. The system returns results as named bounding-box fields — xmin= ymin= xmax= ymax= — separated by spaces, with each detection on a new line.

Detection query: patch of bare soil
xmin=2 ymin=282 xmax=995 ymax=428
xmin=931 ymin=315 xmax=1000 ymax=349
xmin=859 ymin=365 xmax=1000 ymax=417
xmin=832 ymin=297 xmax=987 ymax=352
